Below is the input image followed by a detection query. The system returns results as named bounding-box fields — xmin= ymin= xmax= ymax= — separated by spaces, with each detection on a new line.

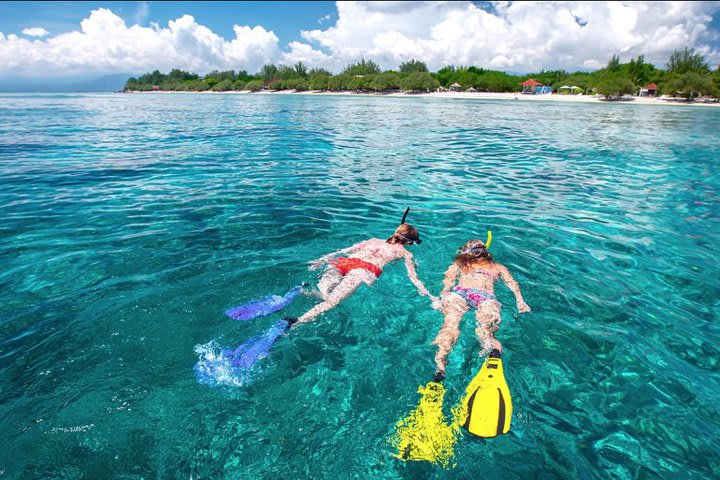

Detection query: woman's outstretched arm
xmin=440 ymin=264 xmax=461 ymax=296
xmin=403 ymin=253 xmax=435 ymax=299
xmin=434 ymin=263 xmax=461 ymax=311
xmin=498 ymin=265 xmax=531 ymax=313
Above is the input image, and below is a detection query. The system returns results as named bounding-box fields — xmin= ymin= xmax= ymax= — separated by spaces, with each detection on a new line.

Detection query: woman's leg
xmin=317 ymin=267 xmax=344 ymax=300
xmin=474 ymin=300 xmax=502 ymax=357
xmin=431 ymin=294 xmax=469 ymax=375
xmin=297 ymin=269 xmax=376 ymax=323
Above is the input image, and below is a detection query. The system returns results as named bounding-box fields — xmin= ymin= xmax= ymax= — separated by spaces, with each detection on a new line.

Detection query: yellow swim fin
xmin=459 ymin=353 xmax=512 ymax=438
xmin=389 ymin=380 xmax=459 ymax=467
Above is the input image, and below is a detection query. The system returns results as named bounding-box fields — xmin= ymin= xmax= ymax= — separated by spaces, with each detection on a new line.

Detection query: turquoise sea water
xmin=1 ymin=92 xmax=718 ymax=479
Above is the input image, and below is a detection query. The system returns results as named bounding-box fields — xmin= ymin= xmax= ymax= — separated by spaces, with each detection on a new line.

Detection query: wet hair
xmin=387 ymin=223 xmax=422 ymax=245
xmin=454 ymin=239 xmax=494 ymax=270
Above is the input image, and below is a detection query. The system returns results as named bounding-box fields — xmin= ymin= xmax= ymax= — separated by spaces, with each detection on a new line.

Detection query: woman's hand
xmin=431 ymin=297 xmax=442 ymax=311
xmin=308 ymin=258 xmax=326 ymax=271
xmin=517 ymin=300 xmax=531 ymax=313
xmin=433 ymin=292 xmax=450 ymax=311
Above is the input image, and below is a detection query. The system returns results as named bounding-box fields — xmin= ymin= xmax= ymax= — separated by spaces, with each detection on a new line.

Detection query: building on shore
xmin=520 ymin=78 xmax=542 ymax=94
xmin=638 ymin=83 xmax=657 ymax=97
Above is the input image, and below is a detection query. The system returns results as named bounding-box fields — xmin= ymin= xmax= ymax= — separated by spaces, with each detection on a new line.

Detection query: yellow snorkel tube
xmin=485 ymin=230 xmax=492 ymax=249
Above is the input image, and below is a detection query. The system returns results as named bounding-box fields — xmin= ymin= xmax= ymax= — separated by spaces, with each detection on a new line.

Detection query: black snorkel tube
xmin=401 ymin=207 xmax=410 ymax=225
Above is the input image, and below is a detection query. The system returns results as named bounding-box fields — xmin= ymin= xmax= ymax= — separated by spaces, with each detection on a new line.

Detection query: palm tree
xmin=294 ymin=62 xmax=308 ymax=78
xmin=261 ymin=64 xmax=278 ymax=81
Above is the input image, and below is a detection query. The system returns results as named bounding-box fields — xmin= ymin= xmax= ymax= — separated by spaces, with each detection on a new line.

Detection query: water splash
xmin=193 ymin=341 xmax=250 ymax=388
xmin=194 ymin=320 xmax=291 ymax=387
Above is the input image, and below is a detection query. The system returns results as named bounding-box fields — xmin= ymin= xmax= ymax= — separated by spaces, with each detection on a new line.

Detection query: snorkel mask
xmin=396 ymin=207 xmax=423 ymax=245
xmin=459 ymin=231 xmax=492 ymax=254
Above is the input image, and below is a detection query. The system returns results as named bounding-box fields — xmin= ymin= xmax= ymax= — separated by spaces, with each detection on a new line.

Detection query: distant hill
xmin=78 ymin=74 xmax=134 ymax=92
xmin=0 ymin=73 xmax=134 ymax=92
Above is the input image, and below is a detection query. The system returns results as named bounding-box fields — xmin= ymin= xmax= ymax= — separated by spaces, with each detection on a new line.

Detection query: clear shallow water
xmin=0 ymin=92 xmax=718 ymax=479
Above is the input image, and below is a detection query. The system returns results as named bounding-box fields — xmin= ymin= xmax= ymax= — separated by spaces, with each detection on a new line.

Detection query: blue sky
xmin=1 ymin=1 xmax=718 ymax=79
xmin=0 ymin=1 xmax=337 ymax=45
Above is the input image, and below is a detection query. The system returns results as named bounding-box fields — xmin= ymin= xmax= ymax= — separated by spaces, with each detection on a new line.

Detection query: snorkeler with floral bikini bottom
xmin=431 ymin=237 xmax=530 ymax=381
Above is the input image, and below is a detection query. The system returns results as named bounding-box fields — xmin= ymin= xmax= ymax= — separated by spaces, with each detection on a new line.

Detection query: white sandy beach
xmin=135 ymin=89 xmax=720 ymax=108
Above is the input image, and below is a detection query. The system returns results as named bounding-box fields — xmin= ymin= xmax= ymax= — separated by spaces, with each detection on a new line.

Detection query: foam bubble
xmin=193 ymin=341 xmax=250 ymax=388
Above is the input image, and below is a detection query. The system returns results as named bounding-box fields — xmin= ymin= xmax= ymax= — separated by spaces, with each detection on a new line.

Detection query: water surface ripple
xmin=1 ymin=93 xmax=718 ymax=479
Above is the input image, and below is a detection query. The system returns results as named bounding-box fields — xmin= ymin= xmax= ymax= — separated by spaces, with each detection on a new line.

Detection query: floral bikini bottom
xmin=451 ymin=286 xmax=496 ymax=309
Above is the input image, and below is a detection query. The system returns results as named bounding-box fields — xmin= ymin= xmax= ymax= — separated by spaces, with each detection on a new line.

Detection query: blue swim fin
xmin=221 ymin=318 xmax=295 ymax=369
xmin=194 ymin=317 xmax=298 ymax=387
xmin=225 ymin=283 xmax=306 ymax=321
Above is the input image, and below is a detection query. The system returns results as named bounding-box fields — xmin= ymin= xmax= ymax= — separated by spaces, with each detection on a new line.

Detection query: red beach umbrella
xmin=520 ymin=79 xmax=543 ymax=86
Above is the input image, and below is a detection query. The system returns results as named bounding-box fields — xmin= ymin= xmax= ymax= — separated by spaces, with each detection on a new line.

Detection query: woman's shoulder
xmin=492 ymin=262 xmax=508 ymax=271
xmin=489 ymin=262 xmax=509 ymax=277
xmin=363 ymin=238 xmax=395 ymax=249
xmin=447 ymin=262 xmax=461 ymax=272
xmin=356 ymin=237 xmax=381 ymax=245
xmin=366 ymin=237 xmax=386 ymax=245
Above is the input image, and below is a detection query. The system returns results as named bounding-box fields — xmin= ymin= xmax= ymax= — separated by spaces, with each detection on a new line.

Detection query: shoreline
xmin=128 ymin=89 xmax=720 ymax=108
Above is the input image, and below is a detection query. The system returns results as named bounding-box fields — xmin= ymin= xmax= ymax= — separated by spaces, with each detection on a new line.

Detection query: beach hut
xmin=638 ymin=83 xmax=657 ymax=97
xmin=449 ymin=82 xmax=462 ymax=92
xmin=466 ymin=87 xmax=477 ymax=92
xmin=520 ymin=78 xmax=542 ymax=94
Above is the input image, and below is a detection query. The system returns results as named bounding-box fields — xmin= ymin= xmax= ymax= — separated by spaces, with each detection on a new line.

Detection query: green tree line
xmin=124 ymin=48 xmax=720 ymax=99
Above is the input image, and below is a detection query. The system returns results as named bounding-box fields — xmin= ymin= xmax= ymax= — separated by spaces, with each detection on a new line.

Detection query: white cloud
xmin=0 ymin=8 xmax=280 ymax=76
xmin=1 ymin=2 xmax=719 ymax=78
xmin=281 ymin=41 xmax=333 ymax=66
xmin=292 ymin=1 xmax=720 ymax=72
xmin=21 ymin=27 xmax=49 ymax=37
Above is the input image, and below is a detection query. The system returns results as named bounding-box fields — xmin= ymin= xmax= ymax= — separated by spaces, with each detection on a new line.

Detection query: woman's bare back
xmin=346 ymin=238 xmax=408 ymax=269
xmin=455 ymin=260 xmax=504 ymax=294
